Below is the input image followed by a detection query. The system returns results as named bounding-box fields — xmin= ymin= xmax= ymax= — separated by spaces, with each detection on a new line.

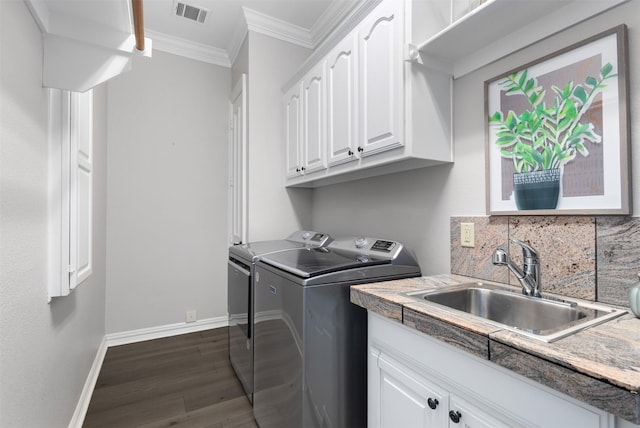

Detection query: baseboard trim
xmin=68 ymin=336 xmax=108 ymax=428
xmin=69 ymin=316 xmax=229 ymax=428
xmin=105 ymin=316 xmax=229 ymax=347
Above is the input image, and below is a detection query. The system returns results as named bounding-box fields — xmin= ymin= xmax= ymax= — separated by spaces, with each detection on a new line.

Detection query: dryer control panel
xmin=286 ymin=230 xmax=332 ymax=247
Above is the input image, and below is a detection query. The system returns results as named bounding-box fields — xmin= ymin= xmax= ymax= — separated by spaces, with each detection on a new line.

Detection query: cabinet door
xmin=302 ymin=61 xmax=327 ymax=174
xmin=285 ymin=83 xmax=303 ymax=178
xmin=358 ymin=0 xmax=404 ymax=157
xmin=327 ymin=33 xmax=358 ymax=167
xmin=448 ymin=395 xmax=512 ymax=428
xmin=374 ymin=352 xmax=449 ymax=428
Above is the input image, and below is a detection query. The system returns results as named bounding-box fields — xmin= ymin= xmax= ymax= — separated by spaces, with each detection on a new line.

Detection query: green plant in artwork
xmin=488 ymin=63 xmax=616 ymax=173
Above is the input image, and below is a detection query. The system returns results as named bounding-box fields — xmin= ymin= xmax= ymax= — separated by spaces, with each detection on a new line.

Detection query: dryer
xmin=227 ymin=231 xmax=331 ymax=403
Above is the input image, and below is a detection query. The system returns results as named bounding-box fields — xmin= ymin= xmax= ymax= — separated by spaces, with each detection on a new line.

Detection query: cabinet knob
xmin=449 ymin=410 xmax=462 ymax=424
xmin=296 ymin=167 xmax=300 ymax=172
xmin=427 ymin=398 xmax=439 ymax=410
xmin=301 ymin=166 xmax=306 ymax=172
xmin=357 ymin=146 xmax=364 ymax=152
xmin=348 ymin=150 xmax=354 ymax=156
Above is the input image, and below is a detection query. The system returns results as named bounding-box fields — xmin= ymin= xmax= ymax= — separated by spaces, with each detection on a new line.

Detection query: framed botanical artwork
xmin=485 ymin=25 xmax=631 ymax=215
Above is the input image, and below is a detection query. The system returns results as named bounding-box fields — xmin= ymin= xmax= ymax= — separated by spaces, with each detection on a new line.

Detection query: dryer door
xmin=228 ymin=258 xmax=252 ymax=399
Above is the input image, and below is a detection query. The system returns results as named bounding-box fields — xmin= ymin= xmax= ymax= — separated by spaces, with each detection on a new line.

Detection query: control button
xmin=354 ymin=237 xmax=368 ymax=249
xmin=357 ymin=255 xmax=369 ymax=263
xmin=302 ymin=232 xmax=312 ymax=240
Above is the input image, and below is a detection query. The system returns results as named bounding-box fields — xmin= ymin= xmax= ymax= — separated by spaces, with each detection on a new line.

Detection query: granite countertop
xmin=351 ymin=274 xmax=640 ymax=424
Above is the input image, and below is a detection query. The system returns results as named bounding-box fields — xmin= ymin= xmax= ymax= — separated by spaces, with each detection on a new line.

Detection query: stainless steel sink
xmin=406 ymin=283 xmax=626 ymax=342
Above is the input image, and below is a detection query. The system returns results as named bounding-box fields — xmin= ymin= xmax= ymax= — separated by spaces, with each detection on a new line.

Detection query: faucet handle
xmin=511 ymin=239 xmax=539 ymax=261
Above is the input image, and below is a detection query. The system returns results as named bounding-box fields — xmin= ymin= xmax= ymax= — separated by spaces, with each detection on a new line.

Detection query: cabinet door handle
xmin=427 ymin=397 xmax=438 ymax=410
xmin=348 ymin=150 xmax=354 ymax=156
xmin=449 ymin=410 xmax=462 ymax=424
xmin=357 ymin=146 xmax=364 ymax=152
xmin=300 ymin=166 xmax=306 ymax=171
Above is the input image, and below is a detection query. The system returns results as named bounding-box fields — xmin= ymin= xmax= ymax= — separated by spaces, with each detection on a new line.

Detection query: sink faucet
xmin=492 ymin=239 xmax=541 ymax=297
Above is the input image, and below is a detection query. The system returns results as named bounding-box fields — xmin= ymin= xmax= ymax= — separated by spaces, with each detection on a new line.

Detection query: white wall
xmin=106 ymin=51 xmax=231 ymax=334
xmin=232 ymin=38 xmax=249 ymax=90
xmin=243 ymin=32 xmax=314 ymax=241
xmin=0 ymin=1 xmax=108 ymax=426
xmin=312 ymin=1 xmax=640 ymax=275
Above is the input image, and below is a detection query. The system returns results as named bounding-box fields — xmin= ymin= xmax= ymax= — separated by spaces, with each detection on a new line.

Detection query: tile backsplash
xmin=451 ymin=216 xmax=640 ymax=308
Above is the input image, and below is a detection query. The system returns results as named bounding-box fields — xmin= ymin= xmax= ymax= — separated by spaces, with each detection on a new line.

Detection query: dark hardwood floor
xmin=83 ymin=327 xmax=257 ymax=428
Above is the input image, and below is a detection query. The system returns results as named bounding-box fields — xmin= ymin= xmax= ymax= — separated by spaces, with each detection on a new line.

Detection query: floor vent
xmin=175 ymin=1 xmax=208 ymax=24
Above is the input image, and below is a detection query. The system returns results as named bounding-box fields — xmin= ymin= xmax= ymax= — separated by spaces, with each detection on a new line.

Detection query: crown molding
xmin=282 ymin=0 xmax=382 ymax=92
xmin=309 ymin=0 xmax=359 ymax=46
xmin=24 ymin=0 xmax=50 ymax=33
xmin=242 ymin=7 xmax=314 ymax=49
xmin=146 ymin=29 xmax=231 ymax=67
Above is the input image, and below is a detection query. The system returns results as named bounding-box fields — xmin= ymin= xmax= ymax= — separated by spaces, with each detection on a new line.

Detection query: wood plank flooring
xmin=83 ymin=327 xmax=257 ymax=428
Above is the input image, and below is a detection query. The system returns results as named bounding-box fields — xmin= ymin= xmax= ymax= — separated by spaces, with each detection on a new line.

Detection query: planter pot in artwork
xmin=513 ymin=169 xmax=561 ymax=210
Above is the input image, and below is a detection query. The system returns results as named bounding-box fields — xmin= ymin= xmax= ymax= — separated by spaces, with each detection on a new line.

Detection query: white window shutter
xmin=69 ymin=91 xmax=93 ymax=288
xmin=47 ymin=89 xmax=71 ymax=298
xmin=47 ymin=89 xmax=93 ymax=299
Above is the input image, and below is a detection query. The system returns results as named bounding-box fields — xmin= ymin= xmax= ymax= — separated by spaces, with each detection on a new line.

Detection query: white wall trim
xmin=68 ymin=337 xmax=108 ymax=428
xmin=105 ymin=316 xmax=228 ymax=347
xmin=146 ymin=29 xmax=231 ymax=67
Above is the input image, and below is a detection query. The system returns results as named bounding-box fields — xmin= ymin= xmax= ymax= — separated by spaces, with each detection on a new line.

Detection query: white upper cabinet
xmin=358 ymin=0 xmax=404 ymax=157
xmin=286 ymin=61 xmax=329 ymax=178
xmin=283 ymin=0 xmax=453 ymax=188
xmin=327 ymin=33 xmax=359 ymax=167
xmin=285 ymin=83 xmax=303 ymax=178
xmin=302 ymin=61 xmax=327 ymax=174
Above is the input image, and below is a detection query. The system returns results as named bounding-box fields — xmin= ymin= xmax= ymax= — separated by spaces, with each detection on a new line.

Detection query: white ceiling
xmin=143 ymin=0 xmax=359 ymax=65
xmin=27 ymin=0 xmax=360 ymax=68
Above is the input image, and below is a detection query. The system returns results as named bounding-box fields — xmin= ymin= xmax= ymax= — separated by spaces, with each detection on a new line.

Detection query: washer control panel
xmin=286 ymin=230 xmax=332 ymax=246
xmin=370 ymin=240 xmax=396 ymax=253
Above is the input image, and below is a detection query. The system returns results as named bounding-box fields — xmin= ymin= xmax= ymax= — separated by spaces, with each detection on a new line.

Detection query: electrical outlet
xmin=186 ymin=310 xmax=197 ymax=323
xmin=461 ymin=223 xmax=475 ymax=248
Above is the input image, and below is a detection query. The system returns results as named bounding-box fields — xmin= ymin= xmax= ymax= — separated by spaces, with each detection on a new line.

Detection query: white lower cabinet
xmin=368 ymin=313 xmax=614 ymax=428
xmin=374 ymin=350 xmax=513 ymax=428
xmin=376 ymin=351 xmax=448 ymax=427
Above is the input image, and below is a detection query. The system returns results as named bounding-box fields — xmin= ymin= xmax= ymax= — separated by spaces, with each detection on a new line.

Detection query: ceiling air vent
xmin=175 ymin=1 xmax=208 ymax=24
